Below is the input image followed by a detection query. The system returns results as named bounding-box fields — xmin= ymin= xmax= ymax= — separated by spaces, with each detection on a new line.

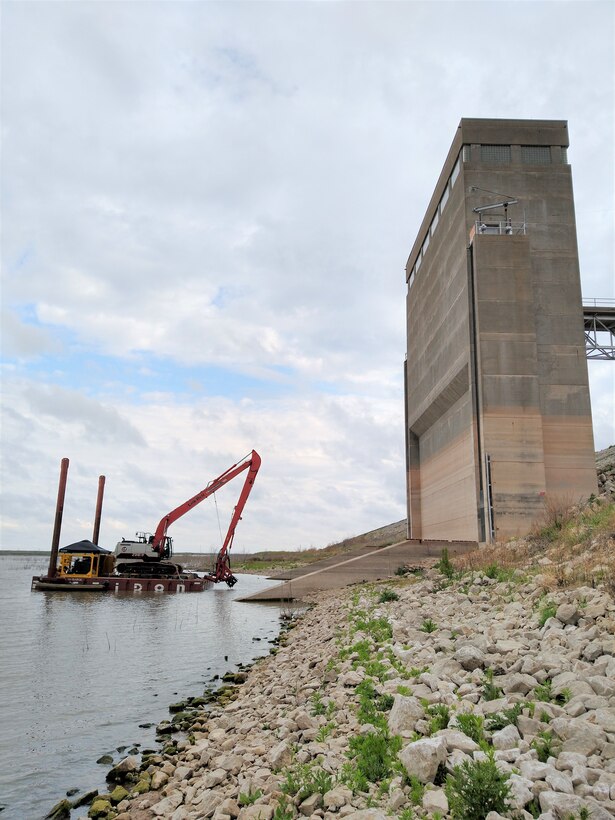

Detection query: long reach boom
xmin=152 ymin=450 xmax=261 ymax=586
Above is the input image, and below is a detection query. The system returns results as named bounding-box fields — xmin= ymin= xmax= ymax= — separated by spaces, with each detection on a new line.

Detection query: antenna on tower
xmin=470 ymin=187 xmax=519 ymax=233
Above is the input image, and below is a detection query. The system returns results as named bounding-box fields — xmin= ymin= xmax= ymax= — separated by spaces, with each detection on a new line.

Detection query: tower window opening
xmin=521 ymin=145 xmax=551 ymax=164
xmin=480 ymin=144 xmax=511 ymax=164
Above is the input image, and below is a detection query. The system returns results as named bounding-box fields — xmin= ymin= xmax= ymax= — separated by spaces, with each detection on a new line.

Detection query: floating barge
xmin=32 ymin=452 xmax=260 ymax=595
xmin=31 ymin=539 xmax=211 ymax=594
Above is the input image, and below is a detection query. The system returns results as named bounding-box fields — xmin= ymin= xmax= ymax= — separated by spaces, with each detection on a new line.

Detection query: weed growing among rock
xmin=310 ymin=691 xmax=326 ymax=716
xmin=272 ymin=795 xmax=294 ymax=820
xmin=420 ymin=617 xmax=437 ymax=633
xmin=483 ymin=563 xmax=516 ymax=583
xmin=481 ymin=668 xmax=503 ymax=701
xmin=280 ymin=760 xmax=333 ymax=803
xmin=455 ymin=712 xmax=486 ymax=746
xmin=315 ymin=722 xmax=335 ymax=742
xmin=534 ymin=678 xmax=570 ymax=704
xmin=445 ymin=752 xmax=511 ymax=819
xmin=378 ymin=588 xmax=400 ymax=603
xmin=436 ymin=547 xmax=456 ymax=579
xmin=355 ymin=679 xmax=392 ymax=730
xmin=425 ymin=703 xmax=450 ymax=734
xmin=343 ymin=730 xmax=402 ymax=792
xmin=485 ymin=702 xmax=523 ymax=731
xmin=238 ymin=787 xmax=263 ymax=806
xmin=531 ymin=729 xmax=558 ymax=762
xmin=538 ymin=600 xmax=557 ymax=626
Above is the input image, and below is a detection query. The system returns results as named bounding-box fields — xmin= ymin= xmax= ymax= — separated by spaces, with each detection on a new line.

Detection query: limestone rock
xmin=595 ymin=708 xmax=615 ymax=733
xmin=339 ymin=670 xmax=363 ymax=686
xmin=323 ymin=785 xmax=352 ymax=810
xmin=299 ymin=792 xmax=323 ymax=815
xmin=454 ymin=645 xmax=485 ymax=671
xmin=387 ymin=694 xmax=424 ymax=734
xmin=556 ymin=603 xmax=580 ymax=625
xmin=498 ymin=673 xmax=538 ymax=695
xmin=218 ymin=798 xmax=240 ymax=818
xmin=539 ymin=791 xmax=613 ymax=820
xmin=237 ymin=805 xmax=274 ymax=819
xmin=268 ymin=739 xmax=292 ymax=769
xmin=491 ymin=724 xmax=521 ymax=750
xmin=151 ymin=770 xmax=168 ymax=790
xmin=436 ymin=728 xmax=480 ymax=753
xmin=106 ymin=755 xmax=139 ymax=783
xmin=151 ymin=792 xmax=184 ymax=817
xmin=399 ymin=736 xmax=447 ymax=783
xmin=508 ymin=774 xmax=533 ymax=808
xmin=192 ymin=789 xmax=224 ymax=816
xmin=545 ymin=769 xmax=574 ymax=794
xmin=422 ymin=787 xmax=448 ymax=813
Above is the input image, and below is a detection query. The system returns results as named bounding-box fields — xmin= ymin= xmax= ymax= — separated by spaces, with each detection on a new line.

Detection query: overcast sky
xmin=1 ymin=1 xmax=613 ymax=554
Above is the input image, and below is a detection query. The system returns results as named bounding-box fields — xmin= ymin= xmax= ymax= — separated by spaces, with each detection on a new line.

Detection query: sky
xmin=1 ymin=1 xmax=614 ymax=554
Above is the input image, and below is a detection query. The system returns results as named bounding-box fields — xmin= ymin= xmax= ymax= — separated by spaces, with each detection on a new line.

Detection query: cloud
xmin=1 ymin=1 xmax=613 ymax=551
xmin=0 ymin=310 xmax=63 ymax=358
xmin=0 ymin=371 xmax=404 ymax=550
xmin=21 ymin=382 xmax=147 ymax=447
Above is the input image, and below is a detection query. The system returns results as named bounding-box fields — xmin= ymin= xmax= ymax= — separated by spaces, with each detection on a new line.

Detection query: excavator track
xmin=115 ymin=561 xmax=182 ymax=578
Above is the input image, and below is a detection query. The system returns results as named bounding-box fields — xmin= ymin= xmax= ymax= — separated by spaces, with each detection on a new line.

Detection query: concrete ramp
xmin=266 ymin=547 xmax=379 ymax=581
xmin=238 ymin=539 xmax=476 ymax=601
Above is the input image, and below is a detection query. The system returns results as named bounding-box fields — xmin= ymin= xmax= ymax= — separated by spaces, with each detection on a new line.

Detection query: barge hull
xmin=31 ymin=575 xmax=211 ymax=593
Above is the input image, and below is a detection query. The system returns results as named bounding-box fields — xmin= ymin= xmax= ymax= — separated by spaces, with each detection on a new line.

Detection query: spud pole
xmin=47 ymin=458 xmax=69 ymax=578
xmin=92 ymin=475 xmax=105 ymax=546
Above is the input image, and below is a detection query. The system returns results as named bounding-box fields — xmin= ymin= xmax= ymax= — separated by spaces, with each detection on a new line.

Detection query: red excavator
xmin=114 ymin=450 xmax=261 ymax=586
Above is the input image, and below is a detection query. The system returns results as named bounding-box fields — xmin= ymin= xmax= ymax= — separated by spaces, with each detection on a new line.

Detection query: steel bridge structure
xmin=583 ymin=299 xmax=615 ymax=361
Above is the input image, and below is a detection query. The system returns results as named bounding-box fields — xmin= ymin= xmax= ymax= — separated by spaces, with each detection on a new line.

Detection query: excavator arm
xmin=151 ymin=450 xmax=261 ymax=585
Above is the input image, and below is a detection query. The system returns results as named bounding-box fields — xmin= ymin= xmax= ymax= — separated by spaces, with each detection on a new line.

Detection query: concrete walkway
xmin=238 ymin=539 xmax=476 ymax=601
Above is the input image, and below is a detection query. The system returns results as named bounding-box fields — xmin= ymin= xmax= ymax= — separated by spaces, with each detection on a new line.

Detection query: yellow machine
xmin=57 ymin=551 xmax=115 ymax=579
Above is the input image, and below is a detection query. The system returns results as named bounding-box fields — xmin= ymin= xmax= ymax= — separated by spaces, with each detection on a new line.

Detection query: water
xmin=0 ymin=554 xmax=284 ymax=819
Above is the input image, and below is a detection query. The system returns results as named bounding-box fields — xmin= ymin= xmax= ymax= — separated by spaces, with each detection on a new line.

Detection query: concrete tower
xmin=405 ymin=118 xmax=597 ymax=543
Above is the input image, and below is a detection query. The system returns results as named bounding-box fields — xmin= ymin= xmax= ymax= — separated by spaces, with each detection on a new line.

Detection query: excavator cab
xmin=132 ymin=532 xmax=173 ymax=559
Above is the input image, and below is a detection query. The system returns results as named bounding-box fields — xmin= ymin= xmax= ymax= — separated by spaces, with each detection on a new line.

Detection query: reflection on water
xmin=0 ymin=555 xmax=282 ymax=819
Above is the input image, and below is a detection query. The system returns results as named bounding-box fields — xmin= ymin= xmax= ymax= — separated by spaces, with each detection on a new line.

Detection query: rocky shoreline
xmin=54 ymin=504 xmax=615 ymax=820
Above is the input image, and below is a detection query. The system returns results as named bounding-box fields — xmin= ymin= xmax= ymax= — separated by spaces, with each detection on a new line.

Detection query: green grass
xmin=481 ymin=669 xmax=503 ymax=701
xmin=343 ymin=730 xmax=402 ymax=792
xmin=407 ymin=774 xmax=425 ymax=806
xmin=378 ymin=589 xmax=400 ymax=603
xmin=534 ymin=679 xmax=571 ymax=704
xmin=272 ymin=796 xmax=294 ymax=820
xmin=482 ymin=563 xmax=516 ymax=583
xmin=280 ymin=760 xmax=333 ymax=802
xmin=531 ymin=730 xmax=558 ymax=762
xmin=445 ymin=753 xmax=511 ymax=819
xmin=238 ymin=788 xmax=263 ymax=806
xmin=426 ymin=703 xmax=450 ymax=734
xmin=436 ymin=548 xmax=456 ymax=579
xmin=420 ymin=618 xmax=437 ymax=633
xmin=455 ymin=713 xmax=486 ymax=746
xmin=310 ymin=691 xmax=326 ymax=716
xmin=538 ymin=601 xmax=557 ymax=627
xmin=356 ymin=680 xmax=393 ymax=730
xmin=485 ymin=703 xmax=522 ymax=731
xmin=315 ymin=722 xmax=335 ymax=742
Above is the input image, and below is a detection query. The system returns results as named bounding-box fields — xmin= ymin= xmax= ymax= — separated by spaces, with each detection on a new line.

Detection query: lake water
xmin=0 ymin=554 xmax=285 ymax=819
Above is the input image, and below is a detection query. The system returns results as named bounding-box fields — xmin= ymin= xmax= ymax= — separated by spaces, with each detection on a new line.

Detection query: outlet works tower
xmin=404 ymin=118 xmax=597 ymax=543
